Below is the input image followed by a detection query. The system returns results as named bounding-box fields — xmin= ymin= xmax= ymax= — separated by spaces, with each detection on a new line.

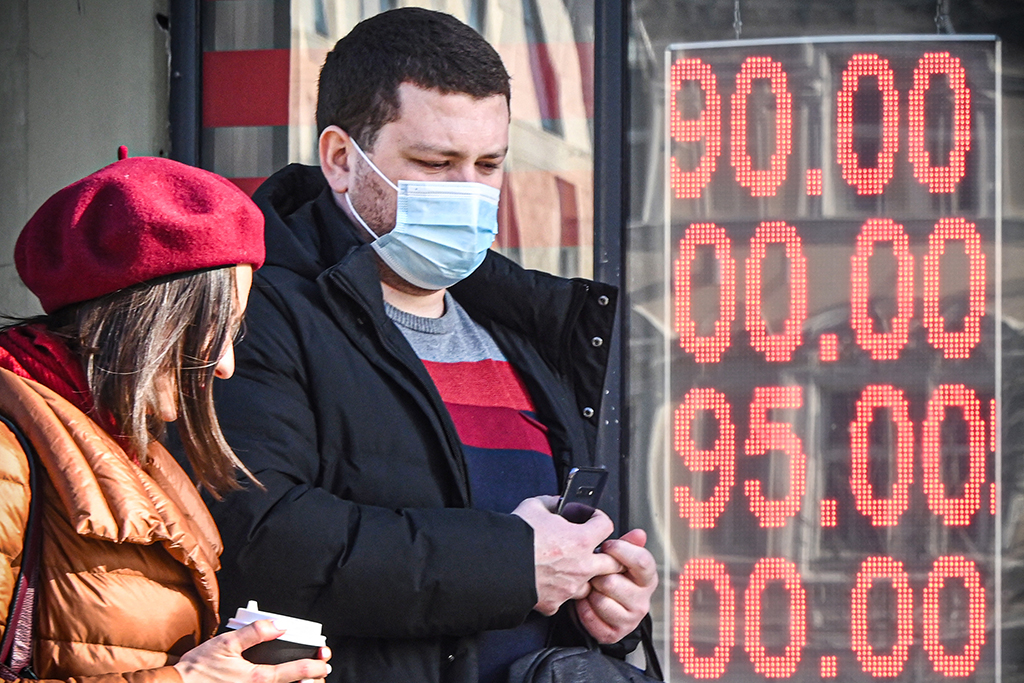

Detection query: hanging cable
xmin=935 ymin=0 xmax=955 ymax=34
xmin=733 ymin=0 xmax=742 ymax=40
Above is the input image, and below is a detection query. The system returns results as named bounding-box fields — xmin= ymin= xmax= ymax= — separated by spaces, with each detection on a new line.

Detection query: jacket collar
xmin=255 ymin=164 xmax=591 ymax=345
xmin=253 ymin=165 xmax=358 ymax=279
xmin=258 ymin=163 xmax=618 ymax=428
xmin=304 ymin=181 xmax=588 ymax=348
xmin=0 ymin=368 xmax=223 ymax=635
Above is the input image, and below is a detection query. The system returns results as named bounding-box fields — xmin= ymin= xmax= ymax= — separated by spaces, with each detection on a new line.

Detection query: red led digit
xmin=850 ymin=556 xmax=913 ymax=677
xmin=990 ymin=398 xmax=998 ymax=453
xmin=820 ymin=656 xmax=838 ymax=678
xmin=818 ymin=333 xmax=840 ymax=362
xmin=988 ymin=401 xmax=997 ymax=511
xmin=836 ymin=54 xmax=900 ymax=195
xmin=675 ymin=558 xmax=736 ymax=679
xmin=674 ymin=388 xmax=736 ymax=529
xmin=908 ymin=52 xmax=972 ymax=194
xmin=805 ymin=168 xmax=823 ymax=196
xmin=744 ymin=557 xmax=806 ymax=678
xmin=850 ymin=219 xmax=914 ymax=360
xmin=923 ymin=556 xmax=985 ymax=676
xmin=730 ymin=56 xmax=793 ymax=197
xmin=670 ymin=58 xmax=722 ymax=199
xmin=923 ymin=218 xmax=986 ymax=359
xmin=820 ymin=499 xmax=837 ymax=527
xmin=849 ymin=385 xmax=914 ymax=526
xmin=744 ymin=386 xmax=805 ymax=528
xmin=745 ymin=222 xmax=807 ymax=363
xmin=675 ymin=223 xmax=736 ymax=363
xmin=921 ymin=384 xmax=985 ymax=526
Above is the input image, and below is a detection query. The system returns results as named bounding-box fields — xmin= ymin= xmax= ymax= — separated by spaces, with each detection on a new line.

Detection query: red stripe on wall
xmin=204 ymin=49 xmax=289 ymax=127
xmin=496 ymin=172 xmax=520 ymax=250
xmin=227 ymin=177 xmax=266 ymax=196
xmin=555 ymin=177 xmax=579 ymax=247
xmin=447 ymin=404 xmax=552 ymax=455
xmin=576 ymin=42 xmax=594 ymax=120
xmin=422 ymin=359 xmax=534 ymax=410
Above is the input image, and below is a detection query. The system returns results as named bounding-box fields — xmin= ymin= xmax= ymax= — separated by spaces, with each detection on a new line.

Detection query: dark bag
xmin=507 ymin=615 xmax=663 ymax=683
xmin=0 ymin=414 xmax=42 ymax=681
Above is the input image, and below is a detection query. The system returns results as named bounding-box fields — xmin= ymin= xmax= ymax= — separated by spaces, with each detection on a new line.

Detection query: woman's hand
xmin=174 ymin=620 xmax=331 ymax=683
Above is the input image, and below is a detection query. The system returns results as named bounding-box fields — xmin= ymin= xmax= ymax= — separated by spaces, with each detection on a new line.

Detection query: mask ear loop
xmin=349 ymin=137 xmax=399 ymax=192
xmin=344 ymin=192 xmax=381 ymax=241
xmin=344 ymin=136 xmax=400 ymax=241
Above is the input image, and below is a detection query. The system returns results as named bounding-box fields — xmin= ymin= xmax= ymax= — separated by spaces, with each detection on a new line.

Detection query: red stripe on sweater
xmin=421 ymin=359 xmax=534 ymax=410
xmin=446 ymin=404 xmax=552 ymax=456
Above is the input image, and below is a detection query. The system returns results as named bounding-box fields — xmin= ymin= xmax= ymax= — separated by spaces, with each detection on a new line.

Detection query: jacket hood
xmin=252 ymin=163 xmax=362 ymax=280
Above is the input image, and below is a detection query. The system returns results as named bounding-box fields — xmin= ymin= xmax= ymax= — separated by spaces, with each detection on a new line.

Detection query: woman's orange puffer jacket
xmin=0 ymin=368 xmax=222 ymax=682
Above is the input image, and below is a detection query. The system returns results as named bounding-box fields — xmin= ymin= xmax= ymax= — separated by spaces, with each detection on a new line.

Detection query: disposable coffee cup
xmin=226 ymin=600 xmax=326 ymax=666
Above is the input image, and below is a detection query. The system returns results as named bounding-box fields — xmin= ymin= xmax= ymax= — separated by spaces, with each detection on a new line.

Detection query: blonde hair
xmin=48 ymin=266 xmax=256 ymax=496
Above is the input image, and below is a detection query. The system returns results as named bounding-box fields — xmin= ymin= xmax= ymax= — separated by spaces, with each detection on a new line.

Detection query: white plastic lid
xmin=226 ymin=600 xmax=327 ymax=648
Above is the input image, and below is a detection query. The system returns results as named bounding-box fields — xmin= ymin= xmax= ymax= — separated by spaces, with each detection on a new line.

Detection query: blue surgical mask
xmin=344 ymin=139 xmax=500 ymax=290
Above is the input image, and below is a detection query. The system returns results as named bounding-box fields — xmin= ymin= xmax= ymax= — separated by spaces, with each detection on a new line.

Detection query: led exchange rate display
xmin=664 ymin=36 xmax=1002 ymax=682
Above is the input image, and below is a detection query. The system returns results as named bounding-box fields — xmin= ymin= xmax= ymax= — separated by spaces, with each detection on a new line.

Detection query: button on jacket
xmin=206 ymin=164 xmax=617 ymax=683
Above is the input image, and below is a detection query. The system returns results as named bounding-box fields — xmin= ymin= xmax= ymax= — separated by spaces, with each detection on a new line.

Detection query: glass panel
xmin=202 ymin=0 xmax=595 ymax=279
xmin=627 ymin=3 xmax=1024 ymax=682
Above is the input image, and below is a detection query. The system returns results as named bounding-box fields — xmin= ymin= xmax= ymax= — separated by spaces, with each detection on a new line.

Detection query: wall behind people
xmin=201 ymin=0 xmax=596 ymax=280
xmin=0 ymin=0 xmax=171 ymax=317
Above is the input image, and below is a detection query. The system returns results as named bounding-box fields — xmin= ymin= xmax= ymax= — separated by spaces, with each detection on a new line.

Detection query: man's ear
xmin=319 ymin=125 xmax=353 ymax=194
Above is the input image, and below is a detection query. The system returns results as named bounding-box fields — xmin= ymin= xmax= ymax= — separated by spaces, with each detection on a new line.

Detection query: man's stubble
xmin=349 ymin=152 xmax=436 ymax=296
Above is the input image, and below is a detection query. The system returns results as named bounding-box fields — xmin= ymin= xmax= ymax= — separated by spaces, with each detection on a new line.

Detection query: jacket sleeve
xmin=21 ymin=667 xmax=183 ymax=683
xmin=0 ymin=421 xmax=31 ymax=671
xmin=1 ymin=423 xmax=188 ymax=683
xmin=207 ymin=282 xmax=538 ymax=640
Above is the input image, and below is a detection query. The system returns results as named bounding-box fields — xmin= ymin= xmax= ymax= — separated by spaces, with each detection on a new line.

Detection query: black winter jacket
xmin=208 ymin=164 xmax=617 ymax=683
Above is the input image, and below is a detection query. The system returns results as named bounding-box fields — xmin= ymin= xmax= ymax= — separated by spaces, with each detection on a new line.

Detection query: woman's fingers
xmin=262 ymin=659 xmax=331 ymax=683
xmin=220 ymin=620 xmax=285 ymax=652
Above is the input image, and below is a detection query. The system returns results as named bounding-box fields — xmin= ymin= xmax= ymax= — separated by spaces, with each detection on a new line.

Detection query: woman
xmin=0 ymin=152 xmax=330 ymax=683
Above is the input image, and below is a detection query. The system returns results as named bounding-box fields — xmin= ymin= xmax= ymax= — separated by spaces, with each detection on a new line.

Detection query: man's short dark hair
xmin=316 ymin=8 xmax=511 ymax=148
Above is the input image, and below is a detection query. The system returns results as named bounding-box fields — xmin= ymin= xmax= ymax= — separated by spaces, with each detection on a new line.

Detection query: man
xmin=208 ymin=8 xmax=656 ymax=682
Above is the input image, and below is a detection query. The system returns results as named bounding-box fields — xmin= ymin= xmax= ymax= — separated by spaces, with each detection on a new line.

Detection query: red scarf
xmin=0 ymin=324 xmax=97 ymax=417
xmin=0 ymin=325 xmax=141 ymax=463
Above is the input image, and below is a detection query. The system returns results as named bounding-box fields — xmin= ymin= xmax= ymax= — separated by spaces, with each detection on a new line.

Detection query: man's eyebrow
xmin=479 ymin=147 xmax=509 ymax=159
xmin=407 ymin=143 xmax=508 ymax=159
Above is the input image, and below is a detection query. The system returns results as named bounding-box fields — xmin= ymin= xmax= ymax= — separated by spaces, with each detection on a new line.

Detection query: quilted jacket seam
xmin=36 ymin=635 xmax=171 ymax=655
xmin=40 ymin=566 xmax=195 ymax=589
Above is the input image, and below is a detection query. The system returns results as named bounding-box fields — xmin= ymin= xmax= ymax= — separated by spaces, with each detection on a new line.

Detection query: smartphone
xmin=556 ymin=467 xmax=608 ymax=524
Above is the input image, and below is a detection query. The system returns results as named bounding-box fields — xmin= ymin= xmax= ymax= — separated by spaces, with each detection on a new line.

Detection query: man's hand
xmin=512 ymin=495 xmax=623 ymax=616
xmin=575 ymin=528 xmax=658 ymax=644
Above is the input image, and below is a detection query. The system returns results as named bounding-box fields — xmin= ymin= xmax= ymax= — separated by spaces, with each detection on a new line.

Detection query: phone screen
xmin=556 ymin=467 xmax=608 ymax=524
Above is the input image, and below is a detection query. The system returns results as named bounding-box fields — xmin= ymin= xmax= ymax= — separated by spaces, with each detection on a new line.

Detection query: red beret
xmin=15 ymin=156 xmax=265 ymax=314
